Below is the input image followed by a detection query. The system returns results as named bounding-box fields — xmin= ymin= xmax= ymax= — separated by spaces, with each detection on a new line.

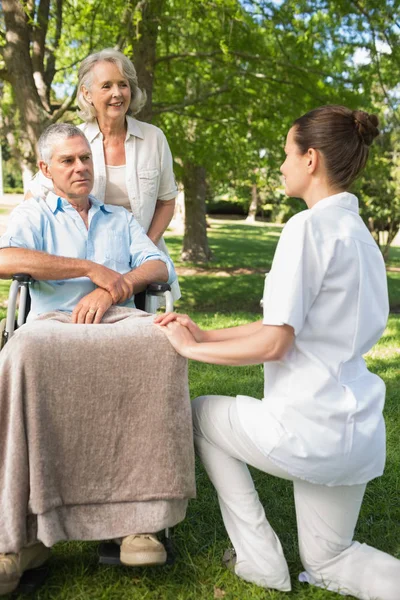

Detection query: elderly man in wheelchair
xmin=0 ymin=124 xmax=195 ymax=596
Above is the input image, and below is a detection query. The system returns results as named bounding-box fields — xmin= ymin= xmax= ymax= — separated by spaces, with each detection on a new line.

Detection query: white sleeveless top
xmin=104 ymin=165 xmax=130 ymax=211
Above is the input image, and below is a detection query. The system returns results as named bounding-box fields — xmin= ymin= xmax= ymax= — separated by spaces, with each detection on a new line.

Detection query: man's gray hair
xmin=76 ymin=48 xmax=146 ymax=121
xmin=38 ymin=123 xmax=89 ymax=164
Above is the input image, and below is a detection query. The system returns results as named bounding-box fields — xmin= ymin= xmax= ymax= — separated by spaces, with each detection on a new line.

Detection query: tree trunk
xmin=381 ymin=225 xmax=399 ymax=263
xmin=2 ymin=0 xmax=50 ymax=164
xmin=367 ymin=217 xmax=380 ymax=246
xmin=181 ymin=163 xmax=212 ymax=262
xmin=131 ymin=0 xmax=166 ymax=123
xmin=246 ymin=182 xmax=259 ymax=222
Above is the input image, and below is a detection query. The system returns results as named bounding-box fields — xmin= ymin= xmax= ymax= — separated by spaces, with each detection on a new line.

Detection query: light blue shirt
xmin=0 ymin=192 xmax=176 ymax=318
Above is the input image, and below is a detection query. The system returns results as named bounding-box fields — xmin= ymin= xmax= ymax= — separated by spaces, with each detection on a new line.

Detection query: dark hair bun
xmin=353 ymin=110 xmax=379 ymax=146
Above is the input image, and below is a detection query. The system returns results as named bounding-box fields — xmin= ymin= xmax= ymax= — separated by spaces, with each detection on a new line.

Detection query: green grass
xmin=1 ymin=219 xmax=399 ymax=599
xmin=167 ymin=218 xmax=282 ymax=271
xmin=0 ymin=279 xmax=10 ymax=321
xmin=388 ymin=243 xmax=400 ymax=268
xmin=387 ymin=271 xmax=400 ymax=312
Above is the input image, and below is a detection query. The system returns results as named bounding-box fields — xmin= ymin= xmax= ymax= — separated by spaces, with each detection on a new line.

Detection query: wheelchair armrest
xmin=4 ymin=274 xmax=34 ymax=342
xmin=12 ymin=273 xmax=34 ymax=284
xmin=144 ymin=282 xmax=173 ymax=314
xmin=146 ymin=282 xmax=171 ymax=295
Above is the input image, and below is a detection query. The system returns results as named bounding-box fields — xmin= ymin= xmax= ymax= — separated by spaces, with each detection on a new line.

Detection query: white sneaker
xmin=120 ymin=534 xmax=167 ymax=566
xmin=0 ymin=542 xmax=50 ymax=596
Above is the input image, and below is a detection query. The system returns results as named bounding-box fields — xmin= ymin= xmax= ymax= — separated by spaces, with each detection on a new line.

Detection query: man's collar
xmin=311 ymin=192 xmax=359 ymax=214
xmin=90 ymin=194 xmax=112 ymax=213
xmin=45 ymin=191 xmax=112 ymax=214
xmin=46 ymin=191 xmax=64 ymax=213
xmin=83 ymin=116 xmax=144 ymax=142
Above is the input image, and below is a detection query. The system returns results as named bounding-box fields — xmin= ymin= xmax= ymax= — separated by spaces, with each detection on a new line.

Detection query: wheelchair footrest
xmin=98 ymin=541 xmax=121 ymax=565
xmin=98 ymin=535 xmax=175 ymax=566
xmin=163 ymin=536 xmax=175 ymax=566
xmin=15 ymin=565 xmax=49 ymax=594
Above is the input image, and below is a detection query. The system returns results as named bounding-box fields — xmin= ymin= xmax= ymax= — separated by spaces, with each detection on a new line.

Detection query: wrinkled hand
xmin=87 ymin=263 xmax=132 ymax=304
xmin=157 ymin=320 xmax=196 ymax=357
xmin=154 ymin=312 xmax=205 ymax=342
xmin=72 ymin=288 xmax=113 ymax=324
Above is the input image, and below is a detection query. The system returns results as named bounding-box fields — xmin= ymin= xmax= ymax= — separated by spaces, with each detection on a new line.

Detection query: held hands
xmin=72 ymin=288 xmax=113 ymax=324
xmin=154 ymin=312 xmax=204 ymax=357
xmin=156 ymin=320 xmax=197 ymax=357
xmin=154 ymin=312 xmax=205 ymax=342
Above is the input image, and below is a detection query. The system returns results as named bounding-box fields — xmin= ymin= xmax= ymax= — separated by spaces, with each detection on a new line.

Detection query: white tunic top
xmin=29 ymin=117 xmax=180 ymax=300
xmin=236 ymin=192 xmax=389 ymax=486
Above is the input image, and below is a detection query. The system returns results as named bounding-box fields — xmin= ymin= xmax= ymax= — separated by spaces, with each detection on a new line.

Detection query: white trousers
xmin=192 ymin=395 xmax=400 ymax=600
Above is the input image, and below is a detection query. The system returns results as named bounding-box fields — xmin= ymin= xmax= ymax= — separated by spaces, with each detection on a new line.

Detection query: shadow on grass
xmin=175 ymin=272 xmax=400 ymax=315
xmin=165 ymin=221 xmax=282 ymax=270
xmin=175 ymin=274 xmax=265 ymax=315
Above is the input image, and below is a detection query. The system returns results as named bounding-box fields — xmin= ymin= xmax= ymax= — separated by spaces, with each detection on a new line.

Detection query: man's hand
xmin=154 ymin=312 xmax=206 ymax=342
xmin=87 ymin=263 xmax=132 ymax=304
xmin=72 ymin=288 xmax=113 ymax=324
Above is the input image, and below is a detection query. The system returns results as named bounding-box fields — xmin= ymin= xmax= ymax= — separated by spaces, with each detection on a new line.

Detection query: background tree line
xmin=1 ymin=0 xmax=399 ymax=261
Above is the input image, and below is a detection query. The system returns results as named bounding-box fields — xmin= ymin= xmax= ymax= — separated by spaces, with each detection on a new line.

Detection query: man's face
xmin=40 ymin=136 xmax=94 ymax=201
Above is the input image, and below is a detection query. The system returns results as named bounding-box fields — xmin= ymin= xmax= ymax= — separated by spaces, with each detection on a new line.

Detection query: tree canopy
xmin=1 ymin=0 xmax=399 ymax=260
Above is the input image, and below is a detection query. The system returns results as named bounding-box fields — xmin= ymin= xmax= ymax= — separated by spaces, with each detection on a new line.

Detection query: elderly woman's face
xmin=83 ymin=61 xmax=131 ymax=120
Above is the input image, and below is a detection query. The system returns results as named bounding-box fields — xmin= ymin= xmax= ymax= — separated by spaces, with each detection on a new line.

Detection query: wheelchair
xmin=0 ymin=274 xmax=175 ymax=593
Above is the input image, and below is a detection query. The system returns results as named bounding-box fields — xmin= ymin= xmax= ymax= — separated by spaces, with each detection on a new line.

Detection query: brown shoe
xmin=120 ymin=534 xmax=167 ymax=567
xmin=0 ymin=542 xmax=50 ymax=596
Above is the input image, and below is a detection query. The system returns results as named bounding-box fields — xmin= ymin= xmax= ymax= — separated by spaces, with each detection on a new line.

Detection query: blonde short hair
xmin=77 ymin=48 xmax=146 ymax=121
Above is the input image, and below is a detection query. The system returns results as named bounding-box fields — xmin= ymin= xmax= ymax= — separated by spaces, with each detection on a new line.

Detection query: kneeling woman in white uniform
xmin=155 ymin=105 xmax=400 ymax=600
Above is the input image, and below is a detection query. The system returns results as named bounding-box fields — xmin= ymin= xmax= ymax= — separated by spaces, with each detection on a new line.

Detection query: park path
xmin=0 ymin=194 xmax=23 ymax=236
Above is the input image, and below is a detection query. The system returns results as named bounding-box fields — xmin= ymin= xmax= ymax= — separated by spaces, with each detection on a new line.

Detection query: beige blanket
xmin=0 ymin=307 xmax=195 ymax=552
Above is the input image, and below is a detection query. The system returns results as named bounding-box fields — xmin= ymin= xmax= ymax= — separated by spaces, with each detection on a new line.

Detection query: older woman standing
xmin=30 ymin=48 xmax=180 ymax=300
